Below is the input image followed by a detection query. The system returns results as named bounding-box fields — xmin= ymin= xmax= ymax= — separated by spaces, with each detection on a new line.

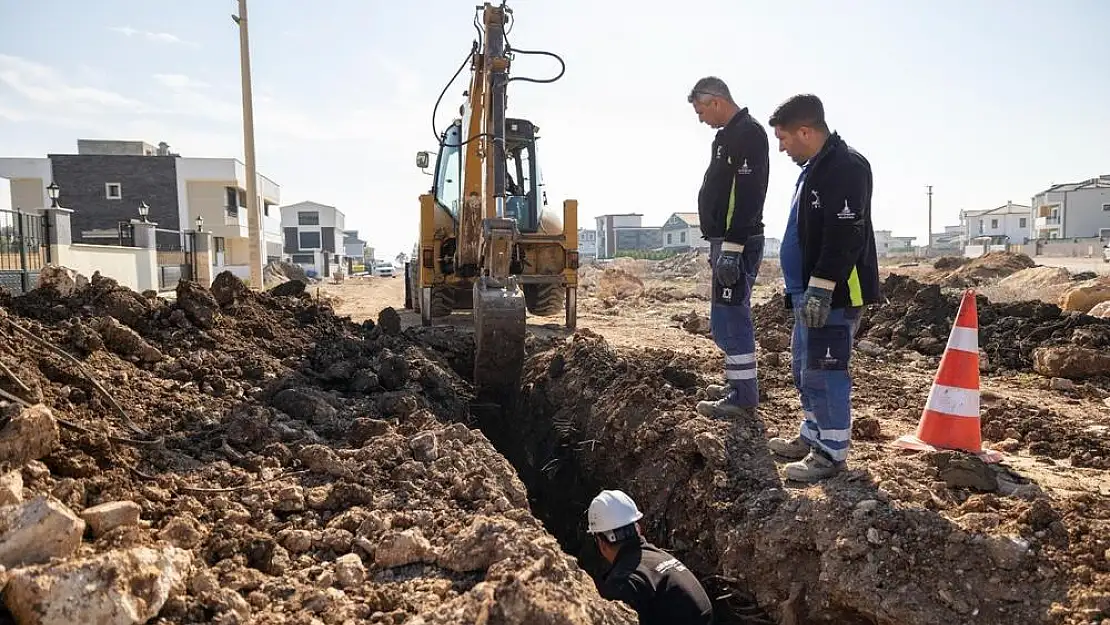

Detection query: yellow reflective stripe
xmin=726 ymin=177 xmax=736 ymax=230
xmin=847 ymin=266 xmax=863 ymax=307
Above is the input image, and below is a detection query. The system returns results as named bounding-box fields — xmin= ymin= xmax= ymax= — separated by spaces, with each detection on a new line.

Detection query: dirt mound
xmin=932 ymin=256 xmax=970 ymax=271
xmin=998 ymin=266 xmax=1072 ymax=291
xmin=751 ymin=275 xmax=1110 ymax=375
xmin=513 ymin=332 xmax=1110 ymax=625
xmin=932 ymin=252 xmax=1036 ymax=287
xmin=0 ymin=272 xmax=636 ymax=624
xmin=655 ymin=250 xmax=708 ymax=277
xmin=596 ymin=267 xmax=645 ymax=300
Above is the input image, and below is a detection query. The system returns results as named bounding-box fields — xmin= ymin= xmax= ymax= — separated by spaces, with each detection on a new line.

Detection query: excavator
xmin=403 ymin=2 xmax=579 ymax=400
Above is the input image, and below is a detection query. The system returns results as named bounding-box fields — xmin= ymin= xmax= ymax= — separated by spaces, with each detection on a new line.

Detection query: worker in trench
xmin=765 ymin=94 xmax=881 ymax=481
xmin=687 ymin=76 xmax=771 ymax=420
xmin=585 ymin=489 xmax=716 ymax=625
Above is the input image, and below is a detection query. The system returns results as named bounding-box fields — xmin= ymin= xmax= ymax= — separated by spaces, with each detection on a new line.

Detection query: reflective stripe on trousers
xmin=709 ymin=237 xmax=763 ymax=407
xmin=791 ymin=305 xmax=861 ymax=462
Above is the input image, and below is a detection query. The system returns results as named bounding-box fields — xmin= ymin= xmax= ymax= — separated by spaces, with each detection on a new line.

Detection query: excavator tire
xmin=523 ymin=283 xmax=565 ymax=317
xmin=473 ymin=278 xmax=526 ymax=401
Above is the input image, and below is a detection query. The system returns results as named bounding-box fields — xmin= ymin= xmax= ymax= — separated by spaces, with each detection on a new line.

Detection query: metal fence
xmin=155 ymin=230 xmax=196 ymax=290
xmin=0 ymin=208 xmax=50 ymax=294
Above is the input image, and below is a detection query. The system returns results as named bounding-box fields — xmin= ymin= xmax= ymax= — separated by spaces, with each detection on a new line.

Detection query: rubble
xmin=0 ymin=495 xmax=85 ymax=568
xmin=1058 ymin=276 xmax=1110 ymax=313
xmin=0 ymin=404 xmax=60 ymax=470
xmin=930 ymin=251 xmax=1036 ymax=287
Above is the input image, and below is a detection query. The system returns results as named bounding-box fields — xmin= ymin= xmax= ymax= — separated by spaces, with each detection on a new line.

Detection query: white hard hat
xmin=587 ymin=489 xmax=643 ymax=536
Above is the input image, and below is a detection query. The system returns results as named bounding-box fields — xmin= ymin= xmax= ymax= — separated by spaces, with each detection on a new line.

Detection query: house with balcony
xmin=280 ymin=201 xmax=346 ymax=278
xmin=959 ymin=201 xmax=1031 ymax=251
xmin=1031 ymin=175 xmax=1110 ymax=241
xmin=0 ymin=139 xmax=283 ymax=282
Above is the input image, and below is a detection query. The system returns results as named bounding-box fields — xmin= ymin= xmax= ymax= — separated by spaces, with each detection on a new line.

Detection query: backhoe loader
xmin=403 ymin=2 xmax=579 ymax=399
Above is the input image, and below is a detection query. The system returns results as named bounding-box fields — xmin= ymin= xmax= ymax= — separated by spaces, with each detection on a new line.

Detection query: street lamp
xmin=195 ymin=215 xmax=204 ymax=232
xmin=46 ymin=182 xmax=60 ymax=208
xmin=137 ymin=201 xmax=150 ymax=223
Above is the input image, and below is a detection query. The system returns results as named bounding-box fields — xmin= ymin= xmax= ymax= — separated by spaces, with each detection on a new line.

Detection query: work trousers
xmin=708 ymin=236 xmax=764 ymax=407
xmin=790 ymin=305 xmax=861 ymax=463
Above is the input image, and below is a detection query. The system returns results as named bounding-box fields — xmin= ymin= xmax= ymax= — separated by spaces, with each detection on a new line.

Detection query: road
xmin=1032 ymin=255 xmax=1110 ymax=276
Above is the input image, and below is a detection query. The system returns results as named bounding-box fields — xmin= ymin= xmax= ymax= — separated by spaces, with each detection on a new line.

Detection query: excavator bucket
xmin=472 ymin=276 xmax=527 ymax=401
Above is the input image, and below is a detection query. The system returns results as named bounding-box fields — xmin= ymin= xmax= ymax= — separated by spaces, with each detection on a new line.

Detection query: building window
xmin=105 ymin=183 xmax=122 ymax=199
xmin=667 ymin=233 xmax=672 ymax=244
xmin=990 ymin=219 xmax=998 ymax=229
xmin=1102 ymin=203 xmax=1110 ymax=212
xmin=291 ymin=253 xmax=314 ymax=264
xmin=299 ymin=231 xmax=321 ymax=249
xmin=214 ymin=237 xmax=226 ymax=253
xmin=298 ymin=211 xmax=320 ymax=226
xmin=1019 ymin=217 xmax=1027 ymax=228
xmin=680 ymin=231 xmax=686 ymax=243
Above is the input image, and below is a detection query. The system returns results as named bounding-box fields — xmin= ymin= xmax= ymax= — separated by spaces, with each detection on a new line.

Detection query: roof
xmin=664 ymin=212 xmax=700 ymax=228
xmin=963 ymin=202 xmax=1032 ymax=218
xmin=1037 ymin=175 xmax=1110 ymax=195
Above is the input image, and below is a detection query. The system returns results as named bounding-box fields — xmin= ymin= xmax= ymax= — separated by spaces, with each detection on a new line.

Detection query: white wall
xmin=53 ymin=244 xmax=158 ymax=292
xmin=0 ymin=157 xmax=53 ymax=211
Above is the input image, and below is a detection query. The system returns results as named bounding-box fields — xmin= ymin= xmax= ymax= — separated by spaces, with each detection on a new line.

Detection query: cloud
xmin=0 ymin=54 xmax=143 ymax=111
xmin=110 ymin=26 xmax=193 ymax=46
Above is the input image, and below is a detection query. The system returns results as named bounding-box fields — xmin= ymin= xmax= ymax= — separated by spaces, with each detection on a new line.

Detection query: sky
xmin=1 ymin=0 xmax=1108 ymax=259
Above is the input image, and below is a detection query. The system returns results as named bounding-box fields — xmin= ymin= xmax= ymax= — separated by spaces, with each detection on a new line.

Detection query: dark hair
xmin=768 ymin=94 xmax=829 ymax=133
xmin=595 ymin=523 xmax=639 ymax=545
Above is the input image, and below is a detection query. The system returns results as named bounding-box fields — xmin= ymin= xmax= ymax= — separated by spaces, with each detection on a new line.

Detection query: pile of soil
xmin=656 ymin=250 xmax=708 ymax=277
xmin=0 ymin=271 xmax=636 ymax=624
xmin=751 ymin=275 xmax=1110 ymax=374
xmin=514 ymin=331 xmax=1110 ymax=625
xmin=932 ymin=252 xmax=1036 ymax=287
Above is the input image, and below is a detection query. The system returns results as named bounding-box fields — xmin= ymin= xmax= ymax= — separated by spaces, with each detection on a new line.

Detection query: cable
xmin=506 ymin=46 xmax=566 ymax=84
xmin=430 ymin=43 xmax=492 ymax=149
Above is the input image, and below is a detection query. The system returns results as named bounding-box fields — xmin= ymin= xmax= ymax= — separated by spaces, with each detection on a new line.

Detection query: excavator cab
xmin=404 ymin=1 xmax=578 ymax=401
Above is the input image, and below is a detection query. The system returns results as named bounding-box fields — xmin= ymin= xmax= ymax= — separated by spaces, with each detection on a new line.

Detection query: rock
xmin=1087 ymin=300 xmax=1110 ymax=319
xmin=693 ymin=431 xmax=727 ymax=466
xmin=1058 ymin=277 xmax=1110 ymax=314
xmin=175 ymin=280 xmax=220 ymax=329
xmin=90 ymin=317 xmax=163 ymax=363
xmin=334 ymin=553 xmax=366 ymax=588
xmin=274 ymin=485 xmax=306 ymax=512
xmin=852 ymin=416 xmax=882 ymax=439
xmin=374 ymin=528 xmax=433 ymax=569
xmin=271 ymin=388 xmax=338 ymax=424
xmin=409 ymin=432 xmax=439 ymax=462
xmin=0 ymin=404 xmax=60 ymax=470
xmin=1050 ymin=377 xmax=1076 ymax=392
xmin=80 ymin=500 xmax=142 ymax=538
xmin=984 ymin=535 xmax=1030 ymax=570
xmin=349 ymin=418 xmax=390 ymax=445
xmin=157 ymin=514 xmax=206 ymax=549
xmin=36 ymin=265 xmax=89 ymax=297
xmin=857 ymin=340 xmax=884 ymax=357
xmin=0 ymin=471 xmax=23 ymax=507
xmin=210 ymin=271 xmax=252 ymax=307
xmin=298 ymin=445 xmax=354 ymax=479
xmin=437 ymin=517 xmax=515 ymax=573
xmin=0 ymin=495 xmax=85 ymax=568
xmin=268 ymin=279 xmax=307 ymax=297
xmin=280 ymin=529 xmax=314 ymax=554
xmin=1033 ymin=346 xmax=1110 ymax=379
xmin=377 ymin=307 xmax=402 ymax=335
xmin=3 ymin=545 xmax=191 ymax=625
xmin=930 ymin=452 xmax=998 ymax=492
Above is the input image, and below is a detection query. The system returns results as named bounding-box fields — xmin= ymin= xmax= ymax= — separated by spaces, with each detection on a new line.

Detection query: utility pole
xmin=926 ymin=185 xmax=933 ymax=257
xmin=233 ymin=0 xmax=263 ymax=289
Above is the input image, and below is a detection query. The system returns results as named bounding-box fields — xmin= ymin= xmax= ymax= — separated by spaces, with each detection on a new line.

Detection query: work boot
xmin=704 ymin=384 xmax=728 ymax=400
xmin=696 ymin=395 xmax=755 ymax=419
xmin=767 ymin=436 xmax=810 ymax=460
xmin=782 ymin=451 xmax=845 ymax=482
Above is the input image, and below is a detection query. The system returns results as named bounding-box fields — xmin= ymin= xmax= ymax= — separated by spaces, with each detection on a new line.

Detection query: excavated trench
xmin=428 ymin=331 xmax=868 ymax=625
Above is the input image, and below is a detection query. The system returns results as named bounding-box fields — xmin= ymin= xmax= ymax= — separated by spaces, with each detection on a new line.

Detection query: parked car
xmin=374 ymin=262 xmax=396 ymax=278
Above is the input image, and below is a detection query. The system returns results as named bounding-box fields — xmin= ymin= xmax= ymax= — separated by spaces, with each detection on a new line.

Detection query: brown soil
xmin=2 ymin=257 xmax=1108 ymax=625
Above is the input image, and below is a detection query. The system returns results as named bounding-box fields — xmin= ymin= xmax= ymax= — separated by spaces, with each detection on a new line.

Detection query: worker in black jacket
xmin=765 ymin=94 xmax=880 ymax=482
xmin=587 ymin=489 xmax=715 ymax=625
xmin=688 ymin=76 xmax=770 ymax=420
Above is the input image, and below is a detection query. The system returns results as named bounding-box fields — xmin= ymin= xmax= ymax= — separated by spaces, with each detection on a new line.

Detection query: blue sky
xmin=1 ymin=0 xmax=1108 ymax=258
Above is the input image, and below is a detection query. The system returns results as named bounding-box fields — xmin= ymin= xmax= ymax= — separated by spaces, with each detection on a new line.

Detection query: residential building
xmin=763 ymin=237 xmax=782 ymax=258
xmin=577 ymin=228 xmax=597 ymax=260
xmin=1031 ymin=175 xmax=1110 ymax=240
xmin=661 ymin=212 xmax=708 ymax=251
xmin=930 ymin=225 xmax=964 ymax=253
xmin=342 ymin=229 xmax=367 ymax=272
xmin=0 ymin=139 xmax=283 ymax=281
xmin=874 ymin=230 xmax=917 ymax=257
xmin=594 ymin=213 xmax=662 ymax=259
xmin=281 ymin=201 xmax=346 ymax=277
xmin=959 ymin=201 xmax=1031 ymax=247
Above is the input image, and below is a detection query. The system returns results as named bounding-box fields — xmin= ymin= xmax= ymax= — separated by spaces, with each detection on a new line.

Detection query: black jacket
xmin=598 ymin=537 xmax=715 ymax=625
xmin=697 ymin=108 xmax=768 ymax=245
xmin=785 ymin=132 xmax=880 ymax=310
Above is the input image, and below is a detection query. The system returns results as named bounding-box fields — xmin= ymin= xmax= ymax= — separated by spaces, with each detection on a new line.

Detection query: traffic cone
xmin=893 ymin=288 xmax=1002 ymax=463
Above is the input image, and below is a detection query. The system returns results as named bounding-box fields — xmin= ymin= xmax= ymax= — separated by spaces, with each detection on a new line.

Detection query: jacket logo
xmin=655 ymin=558 xmax=688 ymax=574
xmin=715 ymin=145 xmax=725 ymax=160
xmin=721 ymin=287 xmax=733 ymax=301
xmin=737 ymin=159 xmax=751 ymax=175
xmin=810 ymin=190 xmax=821 ymax=210
xmin=837 ymin=200 xmax=856 ymax=220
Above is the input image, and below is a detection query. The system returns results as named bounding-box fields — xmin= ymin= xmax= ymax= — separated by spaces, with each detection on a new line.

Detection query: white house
xmin=280 ymin=201 xmax=347 ymax=278
xmin=960 ymin=201 xmax=1031 ymax=253
xmin=577 ymin=228 xmax=597 ymax=260
xmin=661 ymin=212 xmax=709 ymax=251
xmin=1031 ymin=175 xmax=1110 ymax=240
xmin=874 ymin=230 xmax=917 ymax=257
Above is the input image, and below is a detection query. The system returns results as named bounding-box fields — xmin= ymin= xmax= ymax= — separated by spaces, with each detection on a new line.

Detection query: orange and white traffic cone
xmin=893 ymin=288 xmax=1002 ymax=463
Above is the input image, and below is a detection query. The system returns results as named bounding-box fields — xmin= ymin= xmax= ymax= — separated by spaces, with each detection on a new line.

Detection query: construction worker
xmin=586 ymin=489 xmax=715 ymax=625
xmin=687 ymin=76 xmax=770 ymax=419
xmin=765 ymin=94 xmax=880 ymax=482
